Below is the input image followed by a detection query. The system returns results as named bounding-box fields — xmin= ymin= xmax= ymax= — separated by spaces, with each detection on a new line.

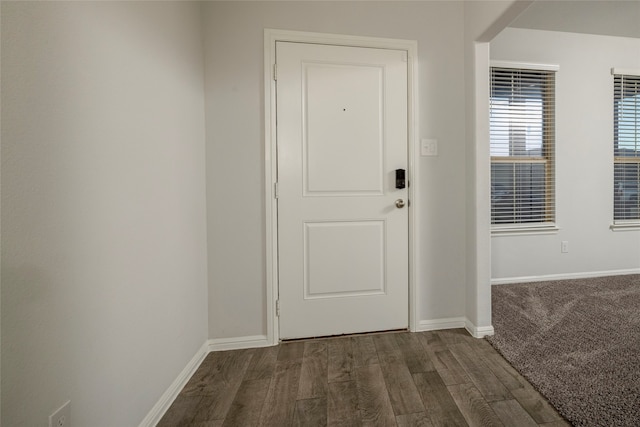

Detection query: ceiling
xmin=509 ymin=0 xmax=640 ymax=39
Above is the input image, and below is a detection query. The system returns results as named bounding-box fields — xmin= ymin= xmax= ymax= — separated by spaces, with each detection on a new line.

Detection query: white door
xmin=276 ymin=41 xmax=409 ymax=339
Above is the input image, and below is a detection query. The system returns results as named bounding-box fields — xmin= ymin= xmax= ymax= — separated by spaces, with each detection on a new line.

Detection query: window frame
xmin=611 ymin=68 xmax=640 ymax=230
xmin=490 ymin=61 xmax=559 ymax=235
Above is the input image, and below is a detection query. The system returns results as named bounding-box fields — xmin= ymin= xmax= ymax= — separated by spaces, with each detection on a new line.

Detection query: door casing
xmin=264 ymin=29 xmax=419 ymax=344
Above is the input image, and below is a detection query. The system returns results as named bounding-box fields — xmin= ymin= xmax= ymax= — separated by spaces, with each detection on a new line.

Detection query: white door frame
xmin=264 ymin=29 xmax=419 ymax=345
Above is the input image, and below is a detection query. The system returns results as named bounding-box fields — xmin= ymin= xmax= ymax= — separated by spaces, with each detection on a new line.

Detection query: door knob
xmin=395 ymin=199 xmax=406 ymax=209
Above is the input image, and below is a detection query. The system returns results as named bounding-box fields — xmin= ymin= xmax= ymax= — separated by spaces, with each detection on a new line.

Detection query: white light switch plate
xmin=50 ymin=401 xmax=71 ymax=427
xmin=421 ymin=138 xmax=438 ymax=156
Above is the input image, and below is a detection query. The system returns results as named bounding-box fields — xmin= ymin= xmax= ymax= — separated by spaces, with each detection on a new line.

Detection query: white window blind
xmin=490 ymin=67 xmax=556 ymax=227
xmin=613 ymin=73 xmax=640 ymax=223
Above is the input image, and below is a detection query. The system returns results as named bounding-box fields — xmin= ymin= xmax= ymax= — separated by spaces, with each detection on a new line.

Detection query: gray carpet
xmin=487 ymin=274 xmax=640 ymax=427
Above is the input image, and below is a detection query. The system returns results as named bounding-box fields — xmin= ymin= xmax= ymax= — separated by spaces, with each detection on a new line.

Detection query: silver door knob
xmin=395 ymin=199 xmax=405 ymax=208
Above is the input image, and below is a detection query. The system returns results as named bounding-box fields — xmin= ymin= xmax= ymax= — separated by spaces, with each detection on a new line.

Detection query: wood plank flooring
xmin=158 ymin=329 xmax=570 ymax=427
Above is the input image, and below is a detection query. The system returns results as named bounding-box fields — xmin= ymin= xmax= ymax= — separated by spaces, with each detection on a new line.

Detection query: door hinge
xmin=274 ymin=182 xmax=279 ymax=199
xmin=273 ymin=63 xmax=277 ymax=81
xmin=276 ymin=300 xmax=281 ymax=316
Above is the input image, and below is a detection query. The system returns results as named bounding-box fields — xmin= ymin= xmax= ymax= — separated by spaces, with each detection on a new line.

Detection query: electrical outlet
xmin=421 ymin=138 xmax=438 ymax=156
xmin=561 ymin=241 xmax=569 ymax=253
xmin=49 ymin=401 xmax=70 ymax=427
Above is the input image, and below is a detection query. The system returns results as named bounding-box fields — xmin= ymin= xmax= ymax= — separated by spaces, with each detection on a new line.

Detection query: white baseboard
xmin=491 ymin=268 xmax=640 ymax=285
xmin=465 ymin=319 xmax=495 ymax=338
xmin=138 ymin=341 xmax=208 ymax=427
xmin=417 ymin=317 xmax=494 ymax=338
xmin=141 ymin=335 xmax=273 ymax=426
xmin=207 ymin=334 xmax=271 ymax=352
xmin=417 ymin=317 xmax=467 ymax=332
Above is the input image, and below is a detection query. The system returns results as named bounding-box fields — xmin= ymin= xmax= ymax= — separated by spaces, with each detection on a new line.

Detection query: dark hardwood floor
xmin=157 ymin=329 xmax=569 ymax=426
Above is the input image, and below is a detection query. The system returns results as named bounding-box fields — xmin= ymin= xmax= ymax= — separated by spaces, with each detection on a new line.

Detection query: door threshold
xmin=281 ymin=328 xmax=409 ymax=343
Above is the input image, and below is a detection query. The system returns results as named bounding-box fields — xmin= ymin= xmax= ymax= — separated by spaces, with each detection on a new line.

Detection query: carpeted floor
xmin=488 ymin=274 xmax=640 ymax=427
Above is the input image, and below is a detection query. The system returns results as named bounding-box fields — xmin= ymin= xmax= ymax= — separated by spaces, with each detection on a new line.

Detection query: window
xmin=613 ymin=72 xmax=640 ymax=223
xmin=490 ymin=66 xmax=556 ymax=229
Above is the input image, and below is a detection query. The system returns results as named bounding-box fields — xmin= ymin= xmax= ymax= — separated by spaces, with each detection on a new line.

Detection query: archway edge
xmin=464 ymin=0 xmax=534 ymax=337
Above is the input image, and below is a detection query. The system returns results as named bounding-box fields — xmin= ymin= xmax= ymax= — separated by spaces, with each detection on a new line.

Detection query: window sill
xmin=492 ymin=224 xmax=560 ymax=237
xmin=610 ymin=222 xmax=640 ymax=232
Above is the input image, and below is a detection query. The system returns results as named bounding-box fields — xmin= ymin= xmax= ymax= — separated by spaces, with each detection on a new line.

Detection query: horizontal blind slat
xmin=613 ymin=73 xmax=640 ymax=222
xmin=491 ymin=66 xmax=555 ymax=226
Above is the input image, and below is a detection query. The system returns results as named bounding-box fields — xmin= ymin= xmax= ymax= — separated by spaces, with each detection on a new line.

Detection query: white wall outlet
xmin=49 ymin=401 xmax=71 ymax=427
xmin=561 ymin=241 xmax=569 ymax=253
xmin=421 ymin=138 xmax=438 ymax=156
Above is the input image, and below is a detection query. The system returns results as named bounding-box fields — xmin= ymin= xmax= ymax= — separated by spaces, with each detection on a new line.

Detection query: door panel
xmin=304 ymin=220 xmax=386 ymax=298
xmin=277 ymin=42 xmax=408 ymax=339
xmin=304 ymin=62 xmax=384 ymax=195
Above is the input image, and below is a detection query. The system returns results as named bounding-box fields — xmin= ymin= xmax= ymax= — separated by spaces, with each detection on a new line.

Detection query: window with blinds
xmin=613 ymin=73 xmax=640 ymax=223
xmin=490 ymin=67 xmax=556 ymax=227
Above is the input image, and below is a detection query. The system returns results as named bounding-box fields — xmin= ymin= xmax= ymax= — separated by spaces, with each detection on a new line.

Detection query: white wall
xmin=510 ymin=0 xmax=640 ymax=40
xmin=1 ymin=2 xmax=208 ymax=426
xmin=491 ymin=28 xmax=640 ymax=281
xmin=204 ymin=1 xmax=470 ymax=339
xmin=463 ymin=0 xmax=525 ymax=331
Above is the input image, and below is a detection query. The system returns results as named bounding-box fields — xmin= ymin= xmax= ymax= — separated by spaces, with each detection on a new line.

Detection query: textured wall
xmin=1 ymin=2 xmax=208 ymax=425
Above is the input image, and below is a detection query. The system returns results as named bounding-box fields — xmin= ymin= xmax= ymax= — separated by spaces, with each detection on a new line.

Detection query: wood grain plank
xmin=447 ymin=383 xmax=504 ymax=427
xmin=449 ymin=342 xmax=512 ymax=402
xmin=198 ymin=351 xmax=225 ymax=369
xmin=416 ymin=331 xmax=447 ymax=352
xmin=395 ymin=333 xmax=435 ymax=373
xmin=379 ymin=360 xmax=425 ymax=415
xmin=328 ymin=337 xmax=355 ymax=383
xmin=181 ymin=351 xmax=230 ymax=396
xmin=327 ymin=380 xmax=361 ymax=427
xmin=490 ymin=399 xmax=537 ymax=427
xmin=417 ymin=333 xmax=459 ymax=382
xmin=429 ymin=349 xmax=472 ymax=386
xmin=244 ymin=345 xmax=279 ymax=381
xmin=510 ymin=385 xmax=564 ymax=424
xmin=221 ymin=379 xmax=270 ymax=427
xmin=396 ymin=412 xmax=434 ymax=427
xmin=394 ymin=332 xmax=425 ymax=353
xmin=372 ymin=333 xmax=403 ymax=365
xmin=191 ymin=421 xmax=224 ymax=427
xmin=412 ymin=371 xmax=467 ymax=427
xmin=471 ymin=336 xmax=498 ymax=354
xmin=278 ymin=341 xmax=305 ymax=362
xmin=475 ymin=346 xmax=563 ymax=423
xmin=191 ymin=349 xmax=256 ymax=422
xmin=539 ymin=419 xmax=572 ymax=427
xmin=436 ymin=329 xmax=471 ymax=345
xmin=257 ymin=360 xmax=302 ymax=426
xmin=480 ymin=350 xmax=527 ymax=391
xmin=355 ymin=364 xmax=396 ymax=427
xmin=292 ymin=398 xmax=327 ymax=427
xmin=298 ymin=340 xmax=328 ymax=399
xmin=156 ymin=395 xmax=202 ymax=427
xmin=351 ymin=335 xmax=379 ymax=367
